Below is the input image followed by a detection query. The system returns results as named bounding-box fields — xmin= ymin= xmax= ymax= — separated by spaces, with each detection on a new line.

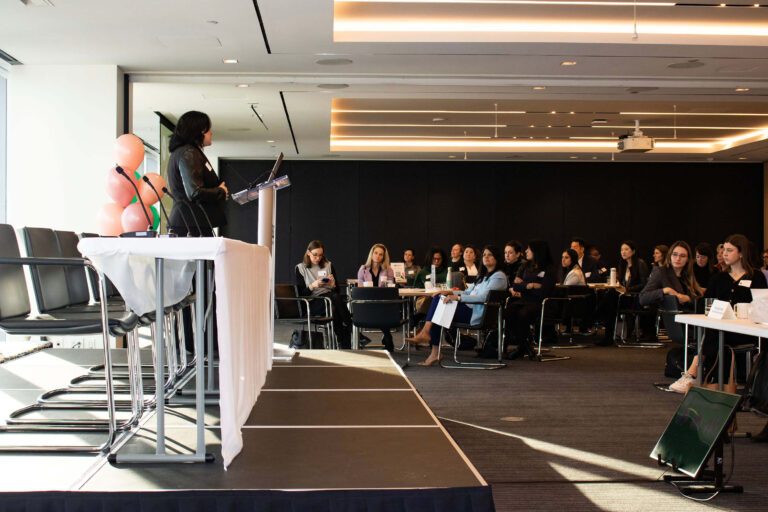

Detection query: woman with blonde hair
xmin=357 ymin=243 xmax=396 ymax=351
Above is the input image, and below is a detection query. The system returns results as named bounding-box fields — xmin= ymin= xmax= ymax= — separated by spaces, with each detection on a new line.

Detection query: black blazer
xmin=619 ymin=259 xmax=650 ymax=293
xmin=705 ymin=270 xmax=768 ymax=304
xmin=167 ymin=144 xmax=226 ymax=234
xmin=639 ymin=266 xmax=691 ymax=306
xmin=579 ymin=255 xmax=604 ymax=283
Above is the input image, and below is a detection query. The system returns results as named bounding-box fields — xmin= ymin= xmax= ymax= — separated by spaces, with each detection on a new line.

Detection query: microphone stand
xmin=114 ymin=166 xmax=157 ymax=237
xmin=142 ymin=176 xmax=176 ymax=237
xmin=162 ymin=187 xmax=199 ymax=237
xmin=191 ymin=200 xmax=216 ymax=237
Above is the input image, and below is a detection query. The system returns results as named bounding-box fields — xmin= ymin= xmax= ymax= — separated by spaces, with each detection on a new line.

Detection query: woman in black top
xmin=506 ymin=240 xmax=557 ymax=359
xmin=503 ymin=240 xmax=524 ymax=284
xmin=669 ymin=234 xmax=767 ymax=392
xmin=166 ymin=111 xmax=228 ymax=237
xmin=460 ymin=244 xmax=481 ymax=284
xmin=693 ymin=242 xmax=716 ymax=291
xmin=651 ymin=244 xmax=668 ymax=268
xmin=596 ymin=240 xmax=650 ymax=345
xmin=639 ymin=240 xmax=702 ymax=308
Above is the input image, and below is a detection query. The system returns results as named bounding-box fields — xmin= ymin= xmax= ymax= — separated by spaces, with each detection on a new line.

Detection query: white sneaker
xmin=669 ymin=373 xmax=695 ymax=394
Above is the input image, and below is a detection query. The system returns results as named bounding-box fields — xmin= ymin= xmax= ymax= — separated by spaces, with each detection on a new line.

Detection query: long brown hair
xmin=723 ymin=233 xmax=755 ymax=278
xmin=302 ymin=240 xmax=328 ymax=268
xmin=664 ymin=240 xmax=703 ymax=298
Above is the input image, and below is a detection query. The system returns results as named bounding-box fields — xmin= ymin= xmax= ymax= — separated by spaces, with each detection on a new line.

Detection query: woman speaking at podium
xmin=167 ymin=110 xmax=228 ymax=237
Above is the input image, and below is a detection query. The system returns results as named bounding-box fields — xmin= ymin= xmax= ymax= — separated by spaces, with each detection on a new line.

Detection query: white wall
xmin=6 ymin=65 xmax=123 ymax=233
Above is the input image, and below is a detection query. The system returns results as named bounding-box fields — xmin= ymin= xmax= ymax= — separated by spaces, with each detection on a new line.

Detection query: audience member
xmin=570 ymin=237 xmax=601 ymax=283
xmin=295 ymin=240 xmax=352 ymax=349
xmin=715 ymin=243 xmax=725 ymax=271
xmin=460 ymin=244 xmax=481 ymax=284
xmin=669 ymin=234 xmax=767 ymax=392
xmin=587 ymin=246 xmax=608 ymax=272
xmin=639 ymin=240 xmax=702 ymax=310
xmin=596 ymin=240 xmax=650 ymax=345
xmin=761 ymin=248 xmax=768 ymax=283
xmin=503 ymin=240 xmax=525 ymax=281
xmin=506 ymin=240 xmax=557 ymax=359
xmin=357 ymin=243 xmax=396 ymax=351
xmin=693 ymin=242 xmax=716 ymax=291
xmin=412 ymin=246 xmax=449 ymax=316
xmin=449 ymin=243 xmax=464 ymax=272
xmin=406 ymin=246 xmax=508 ymax=366
xmin=560 ymin=248 xmax=586 ymax=285
xmin=652 ymin=244 xmax=668 ymax=267
xmin=403 ymin=248 xmax=421 ymax=286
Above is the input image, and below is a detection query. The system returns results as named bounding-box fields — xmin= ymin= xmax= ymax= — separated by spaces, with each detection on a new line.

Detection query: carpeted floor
xmin=276 ymin=323 xmax=768 ymax=511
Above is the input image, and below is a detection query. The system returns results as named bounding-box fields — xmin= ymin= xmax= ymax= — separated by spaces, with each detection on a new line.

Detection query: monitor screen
xmin=650 ymin=387 xmax=741 ymax=478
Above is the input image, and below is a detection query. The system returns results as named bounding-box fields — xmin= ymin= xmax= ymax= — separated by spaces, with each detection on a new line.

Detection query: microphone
xmin=114 ymin=166 xmax=156 ymax=235
xmin=141 ymin=176 xmax=175 ymax=237
xmin=191 ymin=200 xmax=216 ymax=237
xmin=162 ymin=186 xmax=198 ymax=237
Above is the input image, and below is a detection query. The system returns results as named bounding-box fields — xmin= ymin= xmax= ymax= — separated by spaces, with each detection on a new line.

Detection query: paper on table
xmin=708 ymin=299 xmax=735 ymax=320
xmin=432 ymin=297 xmax=458 ymax=328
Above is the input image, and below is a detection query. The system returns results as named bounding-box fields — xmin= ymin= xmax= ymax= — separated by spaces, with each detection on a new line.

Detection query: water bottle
xmin=609 ymin=268 xmax=617 ymax=286
xmin=431 ymin=264 xmax=436 ymax=289
xmin=446 ymin=270 xmax=452 ymax=290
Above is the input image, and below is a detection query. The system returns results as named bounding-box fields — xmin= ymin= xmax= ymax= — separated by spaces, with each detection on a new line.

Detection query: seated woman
xmin=652 ymin=244 xmax=668 ymax=268
xmin=560 ymin=248 xmax=586 ymax=286
xmin=596 ymin=240 xmax=650 ymax=345
xmin=693 ymin=242 xmax=716 ymax=291
xmin=506 ymin=240 xmax=557 ymax=359
xmin=403 ymin=248 xmax=421 ymax=286
xmin=639 ymin=240 xmax=702 ymax=310
xmin=405 ymin=246 xmax=508 ymax=366
xmin=356 ymin=243 xmax=396 ymax=352
xmin=295 ymin=240 xmax=352 ymax=349
xmin=412 ymin=246 xmax=448 ymax=289
xmin=669 ymin=234 xmax=767 ymax=393
xmin=715 ymin=243 xmax=725 ymax=271
xmin=460 ymin=244 xmax=481 ymax=284
xmin=503 ymin=240 xmax=525 ymax=283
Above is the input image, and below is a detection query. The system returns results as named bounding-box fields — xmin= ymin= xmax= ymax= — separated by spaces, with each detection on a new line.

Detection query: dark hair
xmin=424 ymin=246 xmax=448 ymax=270
xmin=169 ymin=111 xmax=212 ymax=152
xmin=570 ymin=237 xmax=587 ymax=249
xmin=404 ymin=248 xmax=415 ymax=255
xmin=527 ymin=240 xmax=553 ymax=272
xmin=302 ymin=240 xmax=327 ymax=268
xmin=724 ymin=233 xmax=755 ymax=278
xmin=694 ymin=242 xmax=715 ymax=272
xmin=665 ymin=240 xmax=703 ymax=298
xmin=478 ymin=245 xmax=504 ymax=281
xmin=463 ymin=244 xmax=479 ymax=263
xmin=617 ymin=240 xmax=641 ymax=285
xmin=560 ymin=248 xmax=580 ymax=284
xmin=505 ymin=240 xmax=523 ymax=254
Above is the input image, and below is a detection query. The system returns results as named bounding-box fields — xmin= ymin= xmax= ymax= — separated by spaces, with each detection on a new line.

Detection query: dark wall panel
xmin=220 ymin=160 xmax=763 ymax=285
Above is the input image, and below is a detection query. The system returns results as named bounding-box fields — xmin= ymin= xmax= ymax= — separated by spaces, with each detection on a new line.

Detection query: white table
xmin=78 ymin=237 xmax=272 ymax=469
xmin=674 ymin=314 xmax=766 ymax=390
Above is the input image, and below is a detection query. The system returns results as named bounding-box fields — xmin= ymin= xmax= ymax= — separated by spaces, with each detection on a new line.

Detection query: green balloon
xmin=130 ymin=195 xmax=137 ymax=204
xmin=150 ymin=206 xmax=160 ymax=230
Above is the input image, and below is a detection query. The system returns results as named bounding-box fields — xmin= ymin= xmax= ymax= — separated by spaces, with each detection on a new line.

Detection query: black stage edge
xmin=1 ymin=488 xmax=494 ymax=512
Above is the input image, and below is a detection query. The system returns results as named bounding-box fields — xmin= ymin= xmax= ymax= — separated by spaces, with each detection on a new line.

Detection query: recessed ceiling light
xmin=317 ymin=83 xmax=349 ymax=89
xmin=735 ymin=88 xmax=750 ymax=92
xmin=533 ymin=86 xmax=546 ymax=90
xmin=432 ymin=117 xmax=446 ymax=122
xmin=235 ymin=83 xmax=249 ymax=88
xmin=266 ymin=139 xmax=275 ymax=143
xmin=566 ymin=125 xmax=571 ymax=128
xmin=315 ymin=58 xmax=353 ymax=66
xmin=570 ymin=156 xmax=579 ymax=159
xmin=207 ymin=20 xmax=219 ymax=25
xmin=545 ymin=136 xmax=550 ymax=139
xmin=550 ymin=111 xmax=557 ymax=114
xmin=547 ymin=125 xmax=552 ymax=128
xmin=592 ymin=156 xmax=598 ymax=160
xmin=738 ymin=156 xmax=747 ymax=159
xmin=561 ymin=61 xmax=577 ymax=66
xmin=569 ymin=111 xmax=575 ymax=114
xmin=448 ymin=155 xmax=457 ymax=159
xmin=529 ymin=124 xmax=535 ymax=128
xmin=222 ymin=58 xmax=238 ymax=64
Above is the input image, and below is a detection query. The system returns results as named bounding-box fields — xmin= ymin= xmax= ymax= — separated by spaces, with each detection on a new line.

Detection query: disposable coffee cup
xmin=736 ymin=302 xmax=750 ymax=319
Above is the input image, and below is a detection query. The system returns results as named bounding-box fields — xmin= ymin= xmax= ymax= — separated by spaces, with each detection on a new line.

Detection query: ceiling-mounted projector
xmin=617 ymin=120 xmax=654 ymax=152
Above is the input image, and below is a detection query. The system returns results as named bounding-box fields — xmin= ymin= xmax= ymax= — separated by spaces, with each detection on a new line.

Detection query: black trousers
xmin=309 ymin=292 xmax=352 ymax=349
xmin=505 ymin=300 xmax=542 ymax=347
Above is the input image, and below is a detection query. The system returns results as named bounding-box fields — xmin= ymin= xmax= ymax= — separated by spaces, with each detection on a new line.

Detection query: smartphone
xmin=322 ymin=278 xmax=330 ymax=283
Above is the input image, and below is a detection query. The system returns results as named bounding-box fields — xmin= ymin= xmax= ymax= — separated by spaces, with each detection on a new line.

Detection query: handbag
xmin=700 ymin=345 xmax=738 ymax=395
xmin=289 ymin=329 xmax=325 ymax=349
xmin=743 ymin=349 xmax=768 ymax=415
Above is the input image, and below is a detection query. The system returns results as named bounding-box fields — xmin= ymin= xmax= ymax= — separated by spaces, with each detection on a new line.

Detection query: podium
xmin=232 ymin=154 xmax=292 ymax=359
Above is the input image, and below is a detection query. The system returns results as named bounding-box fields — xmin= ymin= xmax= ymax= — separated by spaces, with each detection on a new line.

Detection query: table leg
xmin=155 ymin=257 xmax=166 ymax=455
xmin=718 ymin=330 xmax=724 ymax=392
xmin=696 ymin=326 xmax=703 ymax=387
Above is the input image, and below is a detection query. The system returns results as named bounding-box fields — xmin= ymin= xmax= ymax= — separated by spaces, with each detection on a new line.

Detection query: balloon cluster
xmin=97 ymin=134 xmax=166 ymax=235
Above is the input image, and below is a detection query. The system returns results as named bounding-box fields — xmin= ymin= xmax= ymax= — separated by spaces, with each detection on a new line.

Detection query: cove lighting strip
xmin=332 ymin=109 xmax=527 ymax=114
xmin=336 ymin=1 xmax=675 ymax=5
xmin=330 ymin=139 xmax=713 ymax=149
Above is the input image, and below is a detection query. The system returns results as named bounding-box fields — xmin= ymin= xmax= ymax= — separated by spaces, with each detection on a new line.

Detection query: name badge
xmin=205 ymin=162 xmax=213 ymax=171
xmin=740 ymin=280 xmax=752 ymax=287
xmin=585 ymin=272 xmax=592 ymax=278
xmin=537 ymin=271 xmax=545 ymax=278
xmin=318 ymin=270 xmax=327 ymax=277
xmin=407 ymin=270 xmax=414 ymax=275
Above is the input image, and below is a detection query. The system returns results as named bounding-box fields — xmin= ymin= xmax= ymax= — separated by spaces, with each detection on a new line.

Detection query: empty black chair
xmin=349 ymin=287 xmax=407 ymax=351
xmin=440 ymin=289 xmax=508 ymax=369
xmin=274 ymin=284 xmax=336 ymax=349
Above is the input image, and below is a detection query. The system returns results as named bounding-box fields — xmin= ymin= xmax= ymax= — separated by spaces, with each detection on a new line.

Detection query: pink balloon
xmin=105 ymin=167 xmax=137 ymax=207
xmin=137 ymin=172 xmax=166 ymax=206
xmin=115 ymin=134 xmax=145 ymax=173
xmin=121 ymin=202 xmax=154 ymax=232
xmin=97 ymin=202 xmax=125 ymax=236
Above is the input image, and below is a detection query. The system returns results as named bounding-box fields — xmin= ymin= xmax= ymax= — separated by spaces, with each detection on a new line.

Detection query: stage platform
xmin=0 ymin=347 xmax=494 ymax=511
